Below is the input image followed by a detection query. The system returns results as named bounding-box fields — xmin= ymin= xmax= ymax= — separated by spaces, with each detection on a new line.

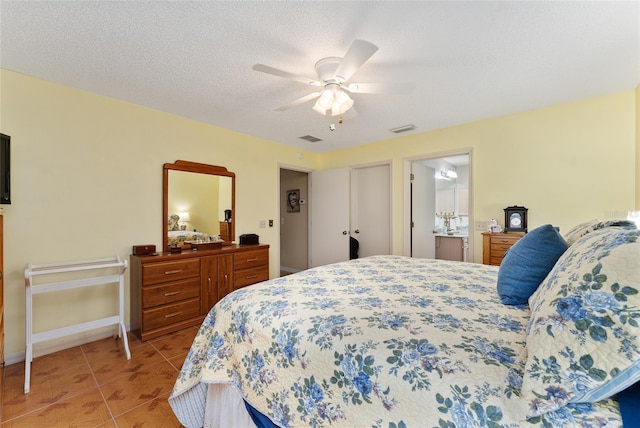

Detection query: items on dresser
xmin=132 ymin=244 xmax=156 ymax=255
xmin=239 ymin=233 xmax=259 ymax=245
xmin=482 ymin=232 xmax=524 ymax=265
xmin=130 ymin=244 xmax=269 ymax=341
xmin=219 ymin=221 xmax=232 ymax=242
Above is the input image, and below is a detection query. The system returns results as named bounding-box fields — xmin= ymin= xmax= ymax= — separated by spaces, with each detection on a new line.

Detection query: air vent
xmin=390 ymin=124 xmax=416 ymax=134
xmin=299 ymin=135 xmax=322 ymax=143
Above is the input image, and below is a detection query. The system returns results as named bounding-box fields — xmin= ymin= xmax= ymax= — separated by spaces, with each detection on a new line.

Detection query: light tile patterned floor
xmin=1 ymin=326 xmax=199 ymax=427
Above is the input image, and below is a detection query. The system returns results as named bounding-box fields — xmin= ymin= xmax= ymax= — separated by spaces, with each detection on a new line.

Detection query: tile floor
xmin=1 ymin=326 xmax=199 ymax=427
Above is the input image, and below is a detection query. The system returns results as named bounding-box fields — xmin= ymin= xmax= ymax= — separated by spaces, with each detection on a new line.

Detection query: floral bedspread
xmin=169 ymin=256 xmax=622 ymax=427
xmin=167 ymin=230 xmax=211 ymax=247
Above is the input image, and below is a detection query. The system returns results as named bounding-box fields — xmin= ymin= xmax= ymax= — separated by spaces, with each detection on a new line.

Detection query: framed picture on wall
xmin=286 ymin=189 xmax=300 ymax=213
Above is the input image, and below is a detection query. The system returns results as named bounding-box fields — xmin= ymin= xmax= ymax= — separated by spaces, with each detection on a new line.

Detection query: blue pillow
xmin=497 ymin=224 xmax=568 ymax=305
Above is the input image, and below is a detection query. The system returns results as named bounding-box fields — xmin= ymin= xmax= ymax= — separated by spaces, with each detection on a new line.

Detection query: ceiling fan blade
xmin=334 ymin=40 xmax=379 ymax=82
xmin=253 ymin=64 xmax=322 ymax=86
xmin=345 ymin=82 xmax=415 ymax=95
xmin=274 ymin=92 xmax=321 ymax=111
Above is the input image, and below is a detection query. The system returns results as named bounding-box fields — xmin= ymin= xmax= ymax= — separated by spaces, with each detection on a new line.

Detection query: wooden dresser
xmin=482 ymin=232 xmax=524 ymax=266
xmin=130 ymin=244 xmax=269 ymax=341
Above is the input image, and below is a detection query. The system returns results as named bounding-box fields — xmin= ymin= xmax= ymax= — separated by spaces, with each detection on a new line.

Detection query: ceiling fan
xmin=253 ymin=40 xmax=413 ymax=116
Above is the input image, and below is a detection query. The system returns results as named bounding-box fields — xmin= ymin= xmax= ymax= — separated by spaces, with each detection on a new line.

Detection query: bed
xmin=167 ymin=230 xmax=212 ymax=247
xmin=167 ymin=213 xmax=211 ymax=247
xmin=169 ymin=221 xmax=639 ymax=427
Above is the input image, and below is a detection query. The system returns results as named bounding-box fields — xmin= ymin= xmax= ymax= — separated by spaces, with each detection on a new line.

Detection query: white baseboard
xmin=280 ymin=266 xmax=302 ymax=274
xmin=4 ymin=324 xmax=131 ymax=367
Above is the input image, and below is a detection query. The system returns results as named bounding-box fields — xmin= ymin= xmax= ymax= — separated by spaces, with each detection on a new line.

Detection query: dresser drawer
xmin=234 ymin=249 xmax=268 ymax=270
xmin=142 ymin=259 xmax=200 ymax=285
xmin=490 ymin=256 xmax=506 ymax=265
xmin=491 ymin=237 xmax=519 ymax=245
xmin=142 ymin=278 xmax=200 ymax=309
xmin=234 ymin=266 xmax=269 ymax=289
xmin=142 ymin=297 xmax=200 ymax=331
xmin=492 ymin=243 xmax=515 ymax=253
xmin=491 ymin=248 xmax=511 ymax=260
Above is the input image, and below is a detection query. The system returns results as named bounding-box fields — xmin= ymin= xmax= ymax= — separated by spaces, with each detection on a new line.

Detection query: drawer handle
xmin=246 ymin=274 xmax=258 ymax=279
xmin=164 ymin=291 xmax=181 ymax=297
xmin=164 ymin=269 xmax=182 ymax=275
xmin=246 ymin=258 xmax=258 ymax=262
xmin=164 ymin=311 xmax=183 ymax=318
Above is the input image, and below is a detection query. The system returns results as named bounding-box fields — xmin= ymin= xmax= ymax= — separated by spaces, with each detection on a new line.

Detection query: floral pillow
xmin=167 ymin=214 xmax=180 ymax=231
xmin=562 ymin=219 xmax=602 ymax=246
xmin=563 ymin=219 xmax=636 ymax=246
xmin=521 ymin=226 xmax=640 ymax=418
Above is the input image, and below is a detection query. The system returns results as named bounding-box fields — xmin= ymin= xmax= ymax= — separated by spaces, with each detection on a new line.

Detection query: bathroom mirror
xmin=163 ymin=160 xmax=235 ymax=251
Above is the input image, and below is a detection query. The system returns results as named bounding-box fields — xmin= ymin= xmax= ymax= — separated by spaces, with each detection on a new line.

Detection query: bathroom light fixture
xmin=437 ymin=168 xmax=458 ymax=180
xmin=312 ymin=83 xmax=354 ymax=116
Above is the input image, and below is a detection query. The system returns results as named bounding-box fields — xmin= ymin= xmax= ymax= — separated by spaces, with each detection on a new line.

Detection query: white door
xmin=411 ymin=162 xmax=436 ymax=258
xmin=351 ymin=164 xmax=390 ymax=257
xmin=310 ymin=168 xmax=350 ymax=267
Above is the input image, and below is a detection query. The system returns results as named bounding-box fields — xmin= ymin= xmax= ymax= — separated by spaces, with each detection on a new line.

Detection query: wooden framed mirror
xmin=163 ymin=160 xmax=235 ymax=251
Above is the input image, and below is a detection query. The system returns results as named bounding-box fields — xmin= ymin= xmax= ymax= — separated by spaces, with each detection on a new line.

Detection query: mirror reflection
xmin=163 ymin=161 xmax=235 ymax=251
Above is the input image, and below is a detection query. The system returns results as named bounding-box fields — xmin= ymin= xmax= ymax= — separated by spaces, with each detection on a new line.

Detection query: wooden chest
xmin=130 ymin=244 xmax=269 ymax=340
xmin=482 ymin=232 xmax=524 ymax=266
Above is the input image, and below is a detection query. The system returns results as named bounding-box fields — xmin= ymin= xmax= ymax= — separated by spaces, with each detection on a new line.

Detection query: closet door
xmin=310 ymin=165 xmax=391 ymax=267
xmin=351 ymin=164 xmax=390 ymax=257
xmin=310 ymin=168 xmax=350 ymax=267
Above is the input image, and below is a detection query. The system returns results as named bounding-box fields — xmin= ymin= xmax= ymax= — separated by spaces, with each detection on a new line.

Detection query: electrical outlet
xmin=475 ymin=221 xmax=490 ymax=231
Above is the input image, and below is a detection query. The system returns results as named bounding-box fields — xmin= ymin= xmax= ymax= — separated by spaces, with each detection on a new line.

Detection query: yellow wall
xmin=0 ymin=70 xmax=320 ymax=359
xmin=0 ymin=69 xmax=637 ymax=359
xmin=323 ymin=91 xmax=637 ymax=258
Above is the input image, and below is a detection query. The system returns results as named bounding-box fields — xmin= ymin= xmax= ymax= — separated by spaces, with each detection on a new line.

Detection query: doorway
xmin=280 ymin=168 xmax=309 ymax=276
xmin=405 ymin=151 xmax=472 ymax=261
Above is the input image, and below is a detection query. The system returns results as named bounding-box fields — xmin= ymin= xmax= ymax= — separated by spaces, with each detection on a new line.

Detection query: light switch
xmin=259 ymin=220 xmax=266 ymax=228
xmin=269 ymin=219 xmax=274 ymax=227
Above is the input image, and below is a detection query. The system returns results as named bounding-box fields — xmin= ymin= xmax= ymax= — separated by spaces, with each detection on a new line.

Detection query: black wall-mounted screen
xmin=1 ymin=133 xmax=10 ymax=204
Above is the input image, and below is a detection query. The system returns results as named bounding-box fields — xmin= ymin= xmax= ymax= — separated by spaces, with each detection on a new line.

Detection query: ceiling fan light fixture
xmin=331 ymin=90 xmax=353 ymax=116
xmin=313 ymin=84 xmax=354 ymax=116
xmin=315 ymin=87 xmax=335 ymax=110
xmin=312 ymin=102 xmax=328 ymax=115
xmin=253 ymin=39 xmax=400 ymax=117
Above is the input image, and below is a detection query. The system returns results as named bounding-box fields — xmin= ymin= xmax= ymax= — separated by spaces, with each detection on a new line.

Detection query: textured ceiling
xmin=1 ymin=1 xmax=638 ymax=153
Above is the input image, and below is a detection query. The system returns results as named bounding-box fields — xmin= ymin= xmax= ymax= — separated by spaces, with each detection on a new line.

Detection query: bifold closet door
xmin=309 ymin=168 xmax=350 ymax=267
xmin=310 ymin=165 xmax=391 ymax=267
xmin=350 ymin=164 xmax=390 ymax=258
